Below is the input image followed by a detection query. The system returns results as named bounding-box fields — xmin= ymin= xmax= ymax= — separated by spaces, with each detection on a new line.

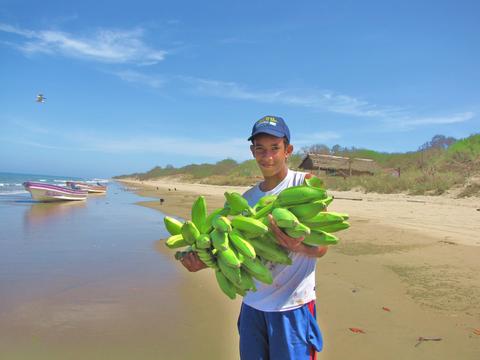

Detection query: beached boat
xmin=66 ymin=181 xmax=107 ymax=194
xmin=23 ymin=181 xmax=88 ymax=202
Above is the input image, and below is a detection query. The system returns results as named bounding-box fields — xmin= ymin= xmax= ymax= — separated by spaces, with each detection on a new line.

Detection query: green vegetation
xmin=115 ymin=134 xmax=480 ymax=197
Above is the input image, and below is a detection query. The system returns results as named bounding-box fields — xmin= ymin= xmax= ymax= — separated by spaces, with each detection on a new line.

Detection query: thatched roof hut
xmin=298 ymin=154 xmax=380 ymax=176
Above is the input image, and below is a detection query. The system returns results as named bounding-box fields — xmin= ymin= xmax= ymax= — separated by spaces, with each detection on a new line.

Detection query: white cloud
xmin=396 ymin=111 xmax=475 ymax=127
xmin=181 ymin=77 xmax=476 ymax=130
xmin=0 ymin=23 xmax=167 ymax=65
xmin=181 ymin=76 xmax=403 ymax=118
xmin=110 ymin=70 xmax=165 ymax=88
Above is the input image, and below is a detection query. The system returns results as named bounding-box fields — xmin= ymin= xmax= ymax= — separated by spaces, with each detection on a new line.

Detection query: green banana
xmin=287 ymin=199 xmax=327 ymax=220
xmin=284 ymin=222 xmax=311 ymax=238
xmin=224 ymin=191 xmax=254 ymax=216
xmin=181 ymin=221 xmax=200 ymax=245
xmin=223 ymin=204 xmax=241 ymax=216
xmin=239 ymin=268 xmax=256 ymax=292
xmin=302 ymin=211 xmax=346 ymax=227
xmin=302 ymin=229 xmax=339 ymax=246
xmin=274 ymin=185 xmax=327 ymax=207
xmin=195 ymin=233 xmax=212 ymax=249
xmin=311 ymin=221 xmax=350 ymax=233
xmin=253 ymin=194 xmax=277 ymax=210
xmin=191 ymin=196 xmax=208 ymax=233
xmin=218 ymin=256 xmax=242 ymax=284
xmin=213 ymin=215 xmax=233 ymax=233
xmin=165 ymin=234 xmax=189 ymax=249
xmin=304 ymin=174 xmax=324 ymax=188
xmin=271 ymin=208 xmax=299 ymax=228
xmin=196 ymin=248 xmax=218 ymax=269
xmin=215 ymin=270 xmax=236 ymax=300
xmin=164 ymin=216 xmax=183 ymax=235
xmin=229 ymin=243 xmax=245 ymax=263
xmin=211 ymin=229 xmax=229 ymax=251
xmin=205 ymin=208 xmax=226 ymax=232
xmin=231 ymin=215 xmax=269 ymax=236
xmin=323 ymin=196 xmax=334 ymax=207
xmin=218 ymin=247 xmax=242 ymax=268
xmin=327 ymin=211 xmax=349 ymax=220
xmin=233 ymin=284 xmax=247 ymax=296
xmin=241 ymin=257 xmax=273 ymax=284
xmin=248 ymin=234 xmax=292 ymax=265
xmin=229 ymin=229 xmax=256 ymax=259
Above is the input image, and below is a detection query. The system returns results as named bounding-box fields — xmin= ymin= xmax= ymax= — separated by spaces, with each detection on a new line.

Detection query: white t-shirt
xmin=242 ymin=169 xmax=318 ymax=312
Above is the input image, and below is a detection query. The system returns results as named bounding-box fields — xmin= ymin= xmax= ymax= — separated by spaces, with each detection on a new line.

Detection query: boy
xmin=181 ymin=115 xmax=328 ymax=359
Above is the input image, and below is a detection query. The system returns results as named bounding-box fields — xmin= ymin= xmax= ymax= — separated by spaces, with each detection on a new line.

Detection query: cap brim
xmin=248 ymin=128 xmax=287 ymax=141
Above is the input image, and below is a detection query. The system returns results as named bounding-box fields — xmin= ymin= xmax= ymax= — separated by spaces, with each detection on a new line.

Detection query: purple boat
xmin=23 ymin=181 xmax=88 ymax=202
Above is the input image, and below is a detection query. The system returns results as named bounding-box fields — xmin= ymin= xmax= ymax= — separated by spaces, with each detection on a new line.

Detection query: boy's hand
xmin=268 ymin=214 xmax=304 ymax=252
xmin=179 ymin=251 xmax=208 ymax=272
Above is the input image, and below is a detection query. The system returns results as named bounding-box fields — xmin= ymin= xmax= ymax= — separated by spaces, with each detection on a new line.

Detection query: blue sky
xmin=0 ymin=0 xmax=478 ymax=178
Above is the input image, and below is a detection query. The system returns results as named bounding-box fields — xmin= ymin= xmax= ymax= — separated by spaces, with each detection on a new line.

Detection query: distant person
xmin=180 ymin=115 xmax=327 ymax=359
xmin=160 ymin=198 xmax=164 ymax=205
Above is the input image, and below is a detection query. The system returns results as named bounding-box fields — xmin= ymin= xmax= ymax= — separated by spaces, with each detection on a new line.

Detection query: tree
xmin=331 ymin=144 xmax=343 ymax=155
xmin=300 ymin=144 xmax=330 ymax=155
xmin=419 ymin=135 xmax=456 ymax=151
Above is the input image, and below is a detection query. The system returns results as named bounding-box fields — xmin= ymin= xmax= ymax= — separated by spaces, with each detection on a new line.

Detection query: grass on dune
xmin=115 ymin=134 xmax=480 ymax=197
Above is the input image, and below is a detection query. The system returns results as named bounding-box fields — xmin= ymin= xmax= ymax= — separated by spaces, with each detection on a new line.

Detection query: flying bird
xmin=36 ymin=94 xmax=46 ymax=103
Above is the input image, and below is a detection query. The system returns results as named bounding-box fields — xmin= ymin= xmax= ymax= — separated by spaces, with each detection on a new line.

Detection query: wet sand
xmin=120 ymin=178 xmax=480 ymax=360
xmin=0 ymin=183 xmax=240 ymax=360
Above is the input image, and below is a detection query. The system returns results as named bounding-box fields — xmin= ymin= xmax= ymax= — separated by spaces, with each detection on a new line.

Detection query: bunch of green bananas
xmin=163 ymin=175 xmax=349 ymax=300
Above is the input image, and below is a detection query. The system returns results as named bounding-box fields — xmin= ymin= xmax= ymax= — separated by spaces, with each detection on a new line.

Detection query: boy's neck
xmin=259 ymin=167 xmax=289 ymax=192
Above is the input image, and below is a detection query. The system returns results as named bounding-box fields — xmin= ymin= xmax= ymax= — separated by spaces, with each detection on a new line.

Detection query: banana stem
xmin=253 ymin=202 xmax=274 ymax=219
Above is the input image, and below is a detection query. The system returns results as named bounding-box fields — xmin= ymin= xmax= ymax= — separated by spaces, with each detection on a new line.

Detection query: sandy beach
xmin=120 ymin=177 xmax=480 ymax=360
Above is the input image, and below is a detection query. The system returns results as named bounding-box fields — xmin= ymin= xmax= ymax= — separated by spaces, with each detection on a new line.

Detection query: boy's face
xmin=250 ymin=133 xmax=293 ymax=178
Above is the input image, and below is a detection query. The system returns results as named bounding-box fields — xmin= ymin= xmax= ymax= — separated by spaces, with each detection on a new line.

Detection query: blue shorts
xmin=238 ymin=301 xmax=323 ymax=360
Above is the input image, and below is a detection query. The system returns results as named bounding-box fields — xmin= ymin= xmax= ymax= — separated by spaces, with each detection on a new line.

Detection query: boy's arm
xmin=268 ymin=214 xmax=328 ymax=258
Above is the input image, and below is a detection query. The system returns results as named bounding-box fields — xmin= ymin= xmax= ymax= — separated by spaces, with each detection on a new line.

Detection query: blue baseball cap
xmin=248 ymin=115 xmax=291 ymax=143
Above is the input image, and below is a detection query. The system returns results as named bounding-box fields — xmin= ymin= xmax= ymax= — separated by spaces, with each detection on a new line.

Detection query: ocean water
xmin=0 ymin=175 xmax=174 ymax=306
xmin=0 ymin=172 xmax=108 ymax=197
xmin=0 ymin=174 xmax=206 ymax=359
xmin=0 ymin=172 xmax=239 ymax=359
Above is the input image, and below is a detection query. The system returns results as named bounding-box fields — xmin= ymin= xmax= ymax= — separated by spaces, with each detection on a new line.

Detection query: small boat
xmin=66 ymin=181 xmax=107 ymax=194
xmin=23 ymin=181 xmax=88 ymax=202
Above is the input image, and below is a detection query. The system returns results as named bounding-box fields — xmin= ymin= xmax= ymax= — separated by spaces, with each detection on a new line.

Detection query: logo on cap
xmin=257 ymin=116 xmax=278 ymax=127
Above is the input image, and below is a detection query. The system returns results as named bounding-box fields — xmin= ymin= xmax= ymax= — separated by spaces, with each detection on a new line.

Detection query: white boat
xmin=66 ymin=181 xmax=107 ymax=194
xmin=23 ymin=181 xmax=88 ymax=202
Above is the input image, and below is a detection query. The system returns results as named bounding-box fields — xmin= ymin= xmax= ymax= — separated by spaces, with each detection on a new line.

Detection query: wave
xmin=53 ymin=179 xmax=70 ymax=183
xmin=91 ymin=178 xmax=110 ymax=183
xmin=0 ymin=182 xmax=24 ymax=187
xmin=0 ymin=190 xmax=28 ymax=195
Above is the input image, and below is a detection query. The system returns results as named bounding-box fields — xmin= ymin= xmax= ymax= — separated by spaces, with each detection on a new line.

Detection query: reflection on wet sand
xmin=24 ymin=201 xmax=86 ymax=226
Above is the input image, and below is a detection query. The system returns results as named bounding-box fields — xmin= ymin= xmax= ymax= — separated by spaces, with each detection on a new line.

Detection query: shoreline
xmin=117 ymin=178 xmax=480 ymax=359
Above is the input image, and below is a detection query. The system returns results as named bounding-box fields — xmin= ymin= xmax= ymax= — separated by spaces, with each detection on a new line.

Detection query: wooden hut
xmin=298 ymin=154 xmax=380 ymax=177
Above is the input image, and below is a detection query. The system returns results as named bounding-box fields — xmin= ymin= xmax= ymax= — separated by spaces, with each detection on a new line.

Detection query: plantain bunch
xmin=163 ymin=175 xmax=349 ymax=300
